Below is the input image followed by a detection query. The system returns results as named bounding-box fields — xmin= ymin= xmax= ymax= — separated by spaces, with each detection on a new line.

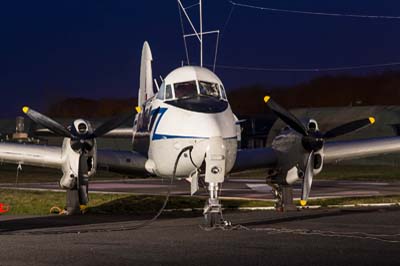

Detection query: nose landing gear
xmin=202 ymin=137 xmax=232 ymax=227
xmin=203 ymin=183 xmax=225 ymax=227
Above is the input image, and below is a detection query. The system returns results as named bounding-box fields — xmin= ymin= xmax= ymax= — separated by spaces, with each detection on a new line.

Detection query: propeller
xmin=22 ymin=106 xmax=134 ymax=145
xmin=22 ymin=106 xmax=134 ymax=203
xmin=22 ymin=107 xmax=73 ymax=138
xmin=264 ymin=96 xmax=375 ymax=206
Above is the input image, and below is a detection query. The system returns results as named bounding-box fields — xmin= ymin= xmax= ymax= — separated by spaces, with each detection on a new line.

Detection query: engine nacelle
xmin=313 ymin=151 xmax=324 ymax=176
xmin=285 ymin=166 xmax=303 ymax=185
xmin=59 ymin=138 xmax=97 ymax=189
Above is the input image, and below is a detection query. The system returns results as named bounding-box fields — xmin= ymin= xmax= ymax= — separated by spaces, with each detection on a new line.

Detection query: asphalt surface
xmin=2 ymin=177 xmax=400 ymax=200
xmin=0 ymin=207 xmax=399 ymax=266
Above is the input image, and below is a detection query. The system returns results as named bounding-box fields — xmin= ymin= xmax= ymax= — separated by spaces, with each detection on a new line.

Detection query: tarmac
xmin=0 ymin=207 xmax=399 ymax=266
xmin=1 ymin=177 xmax=400 ymax=265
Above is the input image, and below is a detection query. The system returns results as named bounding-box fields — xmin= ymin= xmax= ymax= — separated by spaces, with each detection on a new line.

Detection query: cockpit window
xmin=156 ymin=83 xmax=165 ymax=100
xmin=220 ymin=85 xmax=227 ymax=100
xmin=165 ymin=85 xmax=173 ymax=99
xmin=199 ymin=81 xmax=220 ymax=98
xmin=174 ymin=81 xmax=198 ymax=99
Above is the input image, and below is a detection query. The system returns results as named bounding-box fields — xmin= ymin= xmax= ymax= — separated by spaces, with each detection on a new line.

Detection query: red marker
xmin=0 ymin=203 xmax=10 ymax=214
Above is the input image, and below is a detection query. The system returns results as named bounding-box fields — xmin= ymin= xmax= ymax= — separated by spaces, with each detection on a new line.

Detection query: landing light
xmin=211 ymin=166 xmax=220 ymax=174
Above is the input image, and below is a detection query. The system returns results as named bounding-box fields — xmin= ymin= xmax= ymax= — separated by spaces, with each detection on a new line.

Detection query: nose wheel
xmin=204 ymin=198 xmax=223 ymax=227
xmin=203 ymin=183 xmax=232 ymax=228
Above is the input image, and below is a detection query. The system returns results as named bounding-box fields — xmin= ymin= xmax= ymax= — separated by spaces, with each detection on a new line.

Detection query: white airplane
xmin=3 ymin=0 xmax=400 ymax=226
xmin=1 ymin=41 xmax=400 ymax=226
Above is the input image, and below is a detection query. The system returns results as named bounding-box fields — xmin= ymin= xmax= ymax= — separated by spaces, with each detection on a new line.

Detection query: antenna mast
xmin=177 ymin=0 xmax=220 ymax=70
xmin=199 ymin=0 xmax=203 ymax=67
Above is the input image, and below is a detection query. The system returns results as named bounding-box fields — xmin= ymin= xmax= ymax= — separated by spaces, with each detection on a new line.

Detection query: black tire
xmin=66 ymin=189 xmax=81 ymax=215
xmin=205 ymin=212 xmax=220 ymax=227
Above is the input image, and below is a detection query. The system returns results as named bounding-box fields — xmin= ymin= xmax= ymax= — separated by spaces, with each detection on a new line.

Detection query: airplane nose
xmin=205 ymin=117 xmax=224 ymax=137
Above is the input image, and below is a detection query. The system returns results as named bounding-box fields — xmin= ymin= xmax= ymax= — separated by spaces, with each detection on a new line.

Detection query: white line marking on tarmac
xmin=246 ymin=184 xmax=273 ymax=193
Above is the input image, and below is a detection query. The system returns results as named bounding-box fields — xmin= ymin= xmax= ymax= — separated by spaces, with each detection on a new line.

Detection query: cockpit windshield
xmin=198 ymin=81 xmax=220 ymax=98
xmin=174 ymin=81 xmax=198 ymax=99
xmin=156 ymin=80 xmax=227 ymax=101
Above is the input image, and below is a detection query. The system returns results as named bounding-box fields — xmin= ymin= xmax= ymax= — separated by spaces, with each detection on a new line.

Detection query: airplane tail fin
xmin=138 ymin=41 xmax=154 ymax=108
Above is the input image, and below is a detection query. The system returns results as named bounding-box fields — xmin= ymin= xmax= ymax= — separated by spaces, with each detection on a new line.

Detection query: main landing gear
xmin=53 ymin=155 xmax=90 ymax=215
xmin=270 ymin=184 xmax=297 ymax=212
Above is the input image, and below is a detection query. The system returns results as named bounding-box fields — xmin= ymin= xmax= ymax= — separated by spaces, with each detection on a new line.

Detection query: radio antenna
xmin=177 ymin=0 xmax=220 ymax=71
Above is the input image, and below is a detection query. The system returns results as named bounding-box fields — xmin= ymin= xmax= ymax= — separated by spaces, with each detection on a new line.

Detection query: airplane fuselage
xmin=132 ymin=66 xmax=238 ymax=178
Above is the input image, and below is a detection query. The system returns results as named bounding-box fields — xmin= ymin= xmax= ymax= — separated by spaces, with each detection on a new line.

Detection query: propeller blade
xmin=264 ymin=96 xmax=308 ymax=136
xmin=22 ymin=106 xmax=72 ymax=138
xmin=323 ymin=117 xmax=375 ymax=139
xmin=300 ymin=152 xmax=314 ymax=206
xmin=91 ymin=112 xmax=134 ymax=138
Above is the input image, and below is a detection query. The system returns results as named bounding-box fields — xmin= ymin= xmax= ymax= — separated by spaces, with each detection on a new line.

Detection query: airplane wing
xmin=97 ymin=150 xmax=149 ymax=175
xmin=324 ymin=136 xmax=400 ymax=163
xmin=2 ymin=136 xmax=400 ymax=176
xmin=232 ymin=136 xmax=400 ymax=172
xmin=0 ymin=143 xmax=148 ymax=176
xmin=0 ymin=142 xmax=62 ymax=169
xmin=232 ymin=147 xmax=278 ymax=172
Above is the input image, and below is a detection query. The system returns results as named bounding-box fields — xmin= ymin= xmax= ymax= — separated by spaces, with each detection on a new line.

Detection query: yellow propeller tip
xmin=264 ymin=96 xmax=271 ymax=103
xmin=369 ymin=117 xmax=376 ymax=124
xmin=135 ymin=106 xmax=142 ymax=113
xmin=300 ymin=200 xmax=307 ymax=206
xmin=22 ymin=106 xmax=29 ymax=114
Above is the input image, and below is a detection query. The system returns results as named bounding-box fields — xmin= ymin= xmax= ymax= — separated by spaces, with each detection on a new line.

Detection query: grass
xmin=317 ymin=165 xmax=400 ymax=181
xmin=0 ymin=188 xmax=274 ymax=215
xmin=305 ymin=195 xmax=400 ymax=207
xmin=0 ymin=188 xmax=399 ymax=216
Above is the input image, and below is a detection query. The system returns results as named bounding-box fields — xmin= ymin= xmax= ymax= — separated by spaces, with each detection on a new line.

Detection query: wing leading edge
xmin=324 ymin=136 xmax=400 ymax=163
xmin=232 ymin=147 xmax=278 ymax=172
xmin=0 ymin=143 xmax=62 ymax=169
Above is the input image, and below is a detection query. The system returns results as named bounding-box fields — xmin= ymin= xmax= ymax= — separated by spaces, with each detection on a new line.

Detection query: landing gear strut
xmin=202 ymin=136 xmax=230 ymax=227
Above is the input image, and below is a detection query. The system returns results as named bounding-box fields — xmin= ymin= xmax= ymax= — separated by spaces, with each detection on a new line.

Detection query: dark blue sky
xmin=1 ymin=0 xmax=400 ymax=117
